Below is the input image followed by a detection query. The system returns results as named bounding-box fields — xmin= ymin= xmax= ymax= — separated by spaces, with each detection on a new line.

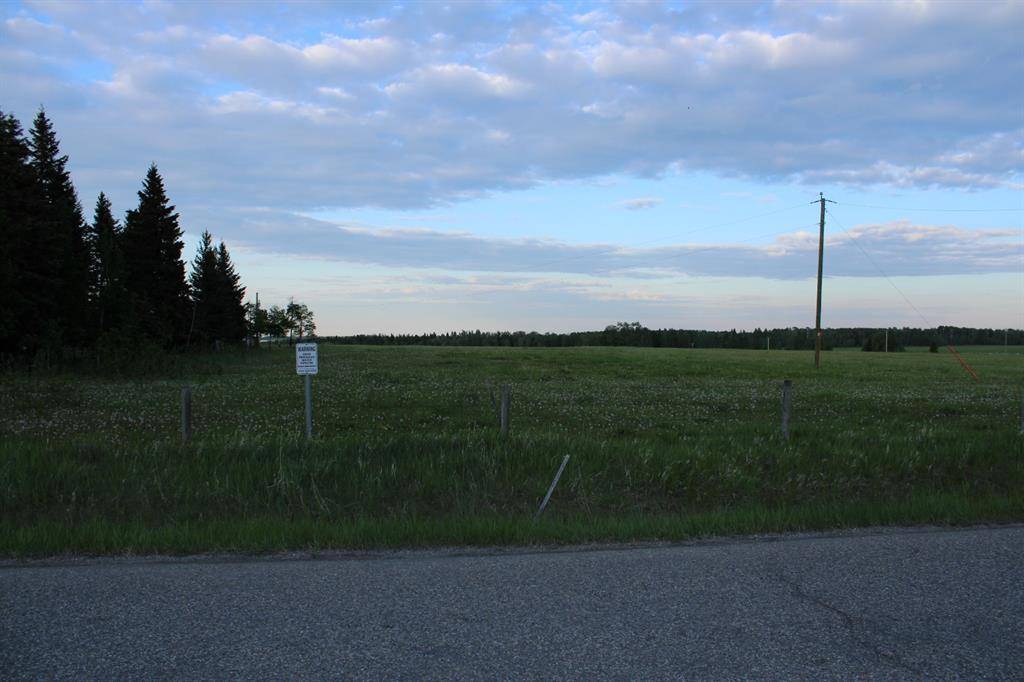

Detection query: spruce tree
xmin=0 ymin=110 xmax=52 ymax=356
xmin=89 ymin=192 xmax=124 ymax=336
xmin=187 ymin=230 xmax=218 ymax=345
xmin=121 ymin=164 xmax=189 ymax=346
xmin=187 ymin=234 xmax=247 ymax=345
xmin=29 ymin=109 xmax=92 ymax=348
xmin=215 ymin=241 xmax=247 ymax=342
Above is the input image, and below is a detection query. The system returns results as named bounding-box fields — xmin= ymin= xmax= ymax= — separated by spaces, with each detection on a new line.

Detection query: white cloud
xmin=384 ymin=64 xmax=531 ymax=100
xmin=197 ymin=33 xmax=410 ymax=98
xmin=3 ymin=1 xmax=1021 ymax=209
xmin=317 ymin=86 xmax=353 ymax=101
xmin=804 ymin=162 xmax=1023 ymax=191
xmin=208 ymin=91 xmax=338 ymax=121
xmin=619 ymin=197 xmax=663 ymax=211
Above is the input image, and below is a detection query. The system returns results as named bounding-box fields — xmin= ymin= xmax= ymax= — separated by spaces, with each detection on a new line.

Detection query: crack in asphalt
xmin=3 ymin=527 xmax=1021 ymax=678
xmin=764 ymin=568 xmax=924 ymax=676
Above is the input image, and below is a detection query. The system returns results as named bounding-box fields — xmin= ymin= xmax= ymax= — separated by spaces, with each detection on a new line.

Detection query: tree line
xmin=322 ymin=322 xmax=1022 ymax=350
xmin=1 ymin=107 xmax=314 ymax=364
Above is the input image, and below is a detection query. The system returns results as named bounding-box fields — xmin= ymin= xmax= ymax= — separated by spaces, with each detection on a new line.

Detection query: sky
xmin=2 ymin=0 xmax=1022 ymax=334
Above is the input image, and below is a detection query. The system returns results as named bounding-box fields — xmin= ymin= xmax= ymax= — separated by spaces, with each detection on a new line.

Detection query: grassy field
xmin=2 ymin=344 xmax=1022 ymax=555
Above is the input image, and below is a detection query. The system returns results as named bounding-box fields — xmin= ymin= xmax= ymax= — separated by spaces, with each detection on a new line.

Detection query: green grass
xmin=1 ymin=345 xmax=1022 ymax=555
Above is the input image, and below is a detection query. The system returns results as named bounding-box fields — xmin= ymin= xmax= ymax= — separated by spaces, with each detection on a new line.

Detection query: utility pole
xmin=814 ymin=193 xmax=835 ymax=369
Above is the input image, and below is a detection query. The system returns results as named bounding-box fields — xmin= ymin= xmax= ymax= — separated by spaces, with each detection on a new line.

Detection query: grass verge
xmin=4 ymin=492 xmax=1022 ymax=557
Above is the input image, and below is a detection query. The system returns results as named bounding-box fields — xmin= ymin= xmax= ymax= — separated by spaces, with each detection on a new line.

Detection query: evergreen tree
xmin=89 ymin=192 xmax=124 ymax=336
xmin=214 ymin=241 xmax=247 ymax=342
xmin=121 ymin=164 xmax=189 ymax=346
xmin=187 ymin=230 xmax=218 ymax=345
xmin=28 ymin=108 xmax=92 ymax=347
xmin=187 ymin=233 xmax=247 ymax=345
xmin=0 ymin=110 xmax=52 ymax=356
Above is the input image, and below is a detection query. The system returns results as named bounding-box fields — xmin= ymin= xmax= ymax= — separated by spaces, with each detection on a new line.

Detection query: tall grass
xmin=1 ymin=429 xmax=1021 ymax=555
xmin=2 ymin=345 xmax=1022 ymax=554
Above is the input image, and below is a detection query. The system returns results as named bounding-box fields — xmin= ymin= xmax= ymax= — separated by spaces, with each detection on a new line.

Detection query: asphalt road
xmin=2 ymin=525 xmax=1022 ymax=679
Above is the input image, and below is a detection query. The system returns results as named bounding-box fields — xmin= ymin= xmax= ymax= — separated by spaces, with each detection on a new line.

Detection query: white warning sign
xmin=295 ymin=343 xmax=318 ymax=375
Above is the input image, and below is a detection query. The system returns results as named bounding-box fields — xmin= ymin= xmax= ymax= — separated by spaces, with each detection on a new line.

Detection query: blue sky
xmin=2 ymin=0 xmax=1021 ymax=334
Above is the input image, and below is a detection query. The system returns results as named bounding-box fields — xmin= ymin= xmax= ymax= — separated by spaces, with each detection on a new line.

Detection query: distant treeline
xmin=322 ymin=322 xmax=1022 ymax=350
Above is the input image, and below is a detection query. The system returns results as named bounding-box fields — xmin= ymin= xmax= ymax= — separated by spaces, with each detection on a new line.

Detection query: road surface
xmin=2 ymin=525 xmax=1022 ymax=679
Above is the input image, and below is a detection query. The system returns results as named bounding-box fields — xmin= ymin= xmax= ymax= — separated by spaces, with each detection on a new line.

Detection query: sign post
xmin=295 ymin=343 xmax=318 ymax=438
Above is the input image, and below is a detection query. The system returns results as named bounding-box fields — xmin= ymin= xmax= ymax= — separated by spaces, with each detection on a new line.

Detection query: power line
xmin=837 ymin=202 xmax=1022 ymax=213
xmin=617 ymin=222 xmax=822 ymax=271
xmin=508 ymin=201 xmax=811 ymax=274
xmin=510 ymin=196 xmax=1019 ymax=278
xmin=510 ymin=222 xmax=821 ymax=277
xmin=825 ymin=207 xmax=990 ymax=377
xmin=816 ymin=207 xmax=997 ymax=380
xmin=823 ymin=204 xmax=937 ymax=327
xmin=631 ymin=201 xmax=812 ymax=247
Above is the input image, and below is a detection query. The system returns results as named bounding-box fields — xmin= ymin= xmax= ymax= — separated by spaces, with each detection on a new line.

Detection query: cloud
xmin=201 ymin=33 xmax=409 ymax=94
xmin=205 ymin=208 xmax=1021 ymax=280
xmin=384 ymin=64 xmax=531 ymax=101
xmin=2 ymin=0 xmax=1021 ymax=212
xmin=619 ymin=197 xmax=662 ymax=210
xmin=803 ymin=161 xmax=1024 ymax=191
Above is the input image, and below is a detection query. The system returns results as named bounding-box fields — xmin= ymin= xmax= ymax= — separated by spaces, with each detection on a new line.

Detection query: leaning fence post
xmin=500 ymin=384 xmax=511 ymax=435
xmin=181 ymin=386 xmax=192 ymax=444
xmin=535 ymin=455 xmax=570 ymax=521
xmin=781 ymin=379 xmax=792 ymax=439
